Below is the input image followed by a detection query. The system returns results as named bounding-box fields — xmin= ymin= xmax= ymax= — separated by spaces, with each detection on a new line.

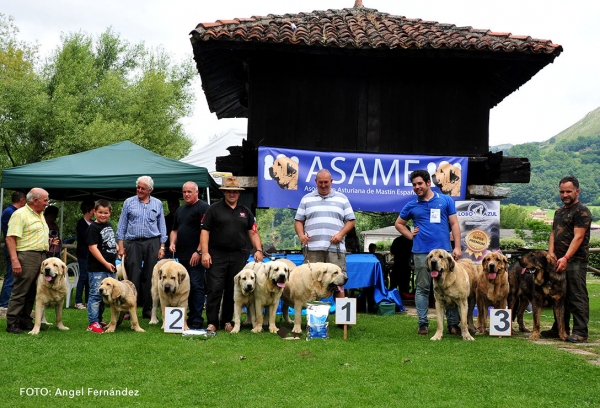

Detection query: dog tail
xmin=119 ymin=253 xmax=128 ymax=281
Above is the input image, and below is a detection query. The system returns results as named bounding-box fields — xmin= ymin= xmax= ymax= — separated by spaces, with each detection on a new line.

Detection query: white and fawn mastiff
xmin=281 ymin=262 xmax=347 ymax=334
xmin=29 ymin=258 xmax=70 ymax=335
xmin=426 ymin=249 xmax=478 ymax=341
xmin=251 ymin=261 xmax=290 ymax=333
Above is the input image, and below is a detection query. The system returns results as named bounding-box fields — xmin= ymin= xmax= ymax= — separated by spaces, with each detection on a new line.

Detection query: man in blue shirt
xmin=0 ymin=191 xmax=26 ymax=317
xmin=117 ymin=176 xmax=167 ymax=319
xmin=395 ymin=170 xmax=462 ymax=336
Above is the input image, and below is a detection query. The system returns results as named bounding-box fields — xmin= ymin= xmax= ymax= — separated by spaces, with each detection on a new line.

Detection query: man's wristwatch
xmin=160 ymin=246 xmax=165 ymax=250
xmin=196 ymin=249 xmax=202 ymax=256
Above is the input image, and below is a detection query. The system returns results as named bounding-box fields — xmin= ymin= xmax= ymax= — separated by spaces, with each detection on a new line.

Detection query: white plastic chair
xmin=65 ymin=262 xmax=80 ymax=308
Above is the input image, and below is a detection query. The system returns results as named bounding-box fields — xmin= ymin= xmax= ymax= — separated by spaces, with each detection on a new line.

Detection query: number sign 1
xmin=489 ymin=309 xmax=512 ymax=336
xmin=164 ymin=307 xmax=186 ymax=333
xmin=335 ymin=298 xmax=357 ymax=325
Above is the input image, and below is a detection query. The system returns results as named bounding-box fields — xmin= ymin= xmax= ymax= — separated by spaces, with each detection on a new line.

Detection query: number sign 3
xmin=489 ymin=309 xmax=512 ymax=336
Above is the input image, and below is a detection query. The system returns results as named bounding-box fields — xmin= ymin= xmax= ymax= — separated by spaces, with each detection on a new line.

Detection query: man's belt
xmin=128 ymin=236 xmax=159 ymax=242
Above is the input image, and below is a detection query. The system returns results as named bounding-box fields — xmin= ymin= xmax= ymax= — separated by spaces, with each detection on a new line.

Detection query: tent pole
xmin=206 ymin=187 xmax=210 ymax=203
xmin=0 ymin=188 xmax=4 ymax=216
xmin=59 ymin=201 xmax=65 ymax=242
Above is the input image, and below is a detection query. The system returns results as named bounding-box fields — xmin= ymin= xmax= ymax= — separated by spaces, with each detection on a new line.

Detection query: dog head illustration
xmin=432 ymin=162 xmax=461 ymax=196
xmin=269 ymin=156 xmax=298 ymax=190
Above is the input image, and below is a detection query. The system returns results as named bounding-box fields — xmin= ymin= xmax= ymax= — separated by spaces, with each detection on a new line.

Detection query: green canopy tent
xmin=1 ymin=141 xmax=221 ymax=202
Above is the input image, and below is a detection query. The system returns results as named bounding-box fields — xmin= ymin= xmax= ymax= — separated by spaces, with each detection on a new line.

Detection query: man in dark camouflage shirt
xmin=544 ymin=175 xmax=592 ymax=343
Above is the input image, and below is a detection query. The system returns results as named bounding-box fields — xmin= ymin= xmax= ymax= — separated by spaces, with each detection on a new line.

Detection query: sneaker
xmin=540 ymin=329 xmax=560 ymax=339
xmin=0 ymin=307 xmax=7 ymax=318
xmin=87 ymin=322 xmax=104 ymax=333
xmin=566 ymin=334 xmax=587 ymax=343
xmin=418 ymin=324 xmax=428 ymax=335
xmin=74 ymin=303 xmax=87 ymax=310
xmin=447 ymin=324 xmax=462 ymax=335
xmin=99 ymin=322 xmax=109 ymax=329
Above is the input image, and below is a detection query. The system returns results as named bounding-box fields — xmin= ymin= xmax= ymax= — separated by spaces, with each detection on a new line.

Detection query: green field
xmin=1 ymin=277 xmax=600 ymax=407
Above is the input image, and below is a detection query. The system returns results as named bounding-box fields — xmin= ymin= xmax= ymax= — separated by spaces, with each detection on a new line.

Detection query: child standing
xmin=85 ymin=199 xmax=118 ymax=333
xmin=74 ymin=200 xmax=95 ymax=310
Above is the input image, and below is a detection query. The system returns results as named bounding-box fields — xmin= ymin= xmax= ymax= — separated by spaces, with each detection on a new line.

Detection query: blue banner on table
xmin=456 ymin=200 xmax=501 ymax=264
xmin=258 ymin=146 xmax=468 ymax=212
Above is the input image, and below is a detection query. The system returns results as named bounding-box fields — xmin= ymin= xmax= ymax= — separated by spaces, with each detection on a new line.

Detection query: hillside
xmin=493 ymin=106 xmax=600 ymax=209
xmin=544 ymin=106 xmax=600 ymax=149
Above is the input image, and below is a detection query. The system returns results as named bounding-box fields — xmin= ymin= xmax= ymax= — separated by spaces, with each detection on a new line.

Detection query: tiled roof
xmin=191 ymin=6 xmax=562 ymax=57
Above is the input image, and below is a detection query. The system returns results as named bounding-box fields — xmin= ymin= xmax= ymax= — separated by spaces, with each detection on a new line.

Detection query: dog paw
xmin=58 ymin=325 xmax=69 ymax=331
xmin=28 ymin=330 xmax=39 ymax=335
xmin=133 ymin=327 xmax=146 ymax=333
xmin=149 ymin=319 xmax=158 ymax=325
xmin=292 ymin=327 xmax=302 ymax=334
xmin=269 ymin=326 xmax=279 ymax=334
xmin=430 ymin=334 xmax=442 ymax=341
xmin=251 ymin=327 xmax=263 ymax=333
xmin=462 ymin=333 xmax=475 ymax=341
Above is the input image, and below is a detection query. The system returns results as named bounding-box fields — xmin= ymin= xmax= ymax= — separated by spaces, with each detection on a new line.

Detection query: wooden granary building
xmin=189 ymin=1 xmax=562 ymax=192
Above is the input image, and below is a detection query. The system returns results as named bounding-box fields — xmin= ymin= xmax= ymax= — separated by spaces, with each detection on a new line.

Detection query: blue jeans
xmin=413 ymin=253 xmax=459 ymax=327
xmin=0 ymin=246 xmax=14 ymax=308
xmin=75 ymin=258 xmax=90 ymax=305
xmin=87 ymin=271 xmax=111 ymax=324
xmin=180 ymin=258 xmax=206 ymax=328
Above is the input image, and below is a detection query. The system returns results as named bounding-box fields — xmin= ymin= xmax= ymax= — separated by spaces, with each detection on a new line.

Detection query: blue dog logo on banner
xmin=265 ymin=154 xmax=300 ymax=190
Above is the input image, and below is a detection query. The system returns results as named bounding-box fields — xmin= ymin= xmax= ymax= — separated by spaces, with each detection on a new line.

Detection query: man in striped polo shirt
xmin=294 ymin=169 xmax=356 ymax=301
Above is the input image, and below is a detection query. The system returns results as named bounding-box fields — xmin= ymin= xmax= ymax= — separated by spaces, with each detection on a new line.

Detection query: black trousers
xmin=125 ymin=237 xmax=160 ymax=315
xmin=205 ymin=248 xmax=246 ymax=328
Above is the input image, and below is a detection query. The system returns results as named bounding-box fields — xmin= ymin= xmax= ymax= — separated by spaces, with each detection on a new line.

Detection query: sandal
xmin=207 ymin=324 xmax=217 ymax=332
xmin=74 ymin=303 xmax=86 ymax=310
xmin=224 ymin=323 xmax=233 ymax=332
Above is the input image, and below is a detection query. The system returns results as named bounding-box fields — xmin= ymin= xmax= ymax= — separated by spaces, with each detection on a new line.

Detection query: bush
xmin=375 ymin=240 xmax=392 ymax=252
xmin=500 ymin=238 xmax=526 ymax=251
xmin=589 ymin=237 xmax=600 ymax=270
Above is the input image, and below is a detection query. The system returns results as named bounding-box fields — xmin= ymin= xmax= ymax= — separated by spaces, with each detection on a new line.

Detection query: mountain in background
xmin=491 ymin=106 xmax=600 ymax=213
xmin=491 ymin=106 xmax=600 ymax=153
xmin=544 ymin=106 xmax=600 ymax=149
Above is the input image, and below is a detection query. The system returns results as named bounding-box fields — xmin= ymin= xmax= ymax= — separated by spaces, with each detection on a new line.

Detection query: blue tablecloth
xmin=251 ymin=253 xmax=404 ymax=310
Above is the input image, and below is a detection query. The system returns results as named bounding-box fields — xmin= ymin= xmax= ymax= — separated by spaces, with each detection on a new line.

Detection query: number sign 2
xmin=335 ymin=298 xmax=356 ymax=325
xmin=489 ymin=309 xmax=512 ymax=336
xmin=164 ymin=307 xmax=185 ymax=333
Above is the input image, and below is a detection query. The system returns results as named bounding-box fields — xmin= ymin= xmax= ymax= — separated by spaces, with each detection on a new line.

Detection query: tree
xmin=1 ymin=21 xmax=197 ymax=170
xmin=500 ymin=204 xmax=528 ymax=229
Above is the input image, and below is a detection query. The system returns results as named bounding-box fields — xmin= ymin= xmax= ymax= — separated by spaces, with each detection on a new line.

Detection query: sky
xmin=4 ymin=0 xmax=600 ymax=149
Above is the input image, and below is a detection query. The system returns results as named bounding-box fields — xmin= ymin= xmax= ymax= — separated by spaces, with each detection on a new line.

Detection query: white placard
xmin=164 ymin=307 xmax=186 ymax=333
xmin=335 ymin=298 xmax=357 ymax=325
xmin=489 ymin=309 xmax=512 ymax=336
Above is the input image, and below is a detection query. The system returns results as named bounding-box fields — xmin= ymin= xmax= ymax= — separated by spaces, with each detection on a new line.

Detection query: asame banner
xmin=258 ymin=146 xmax=468 ymax=212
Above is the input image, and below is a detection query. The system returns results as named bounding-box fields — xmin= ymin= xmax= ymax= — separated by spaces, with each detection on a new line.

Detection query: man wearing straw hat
xmin=200 ymin=177 xmax=264 ymax=332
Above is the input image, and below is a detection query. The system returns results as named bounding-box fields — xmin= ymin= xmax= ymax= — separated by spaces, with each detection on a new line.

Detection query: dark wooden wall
xmin=247 ymin=51 xmax=491 ymax=156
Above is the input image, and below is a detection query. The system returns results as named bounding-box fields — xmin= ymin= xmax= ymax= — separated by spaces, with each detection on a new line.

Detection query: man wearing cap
xmin=117 ymin=175 xmax=167 ymax=319
xmin=5 ymin=188 xmax=58 ymax=334
xmin=200 ymin=177 xmax=264 ymax=332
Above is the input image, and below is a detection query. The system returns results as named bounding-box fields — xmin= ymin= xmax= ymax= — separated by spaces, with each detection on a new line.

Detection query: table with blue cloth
xmin=250 ymin=253 xmax=404 ymax=311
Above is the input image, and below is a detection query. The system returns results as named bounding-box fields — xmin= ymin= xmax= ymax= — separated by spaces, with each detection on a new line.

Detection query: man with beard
xmin=545 ymin=175 xmax=592 ymax=343
xmin=395 ymin=170 xmax=462 ymax=336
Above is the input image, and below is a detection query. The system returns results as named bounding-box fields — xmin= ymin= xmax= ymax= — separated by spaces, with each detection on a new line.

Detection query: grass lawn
xmin=2 ymin=278 xmax=600 ymax=408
